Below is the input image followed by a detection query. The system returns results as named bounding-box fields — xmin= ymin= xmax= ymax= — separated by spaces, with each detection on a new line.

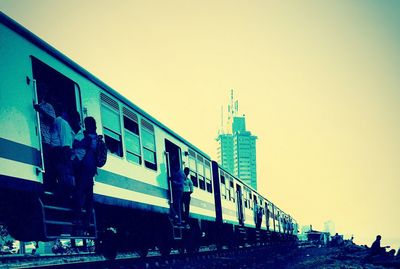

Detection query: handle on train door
xmin=165 ymin=151 xmax=173 ymax=204
xmin=32 ymin=79 xmax=45 ymax=175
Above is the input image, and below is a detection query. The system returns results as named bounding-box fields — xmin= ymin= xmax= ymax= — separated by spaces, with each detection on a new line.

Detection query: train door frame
xmin=253 ymin=195 xmax=258 ymax=224
xmin=265 ymin=202 xmax=270 ymax=231
xmin=31 ymin=56 xmax=83 ymax=191
xmin=164 ymin=139 xmax=182 ymax=207
xmin=236 ymin=184 xmax=244 ymax=225
xmin=272 ymin=205 xmax=276 ymax=232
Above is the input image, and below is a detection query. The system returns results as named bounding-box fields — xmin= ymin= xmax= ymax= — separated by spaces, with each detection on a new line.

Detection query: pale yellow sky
xmin=1 ymin=0 xmax=399 ymax=248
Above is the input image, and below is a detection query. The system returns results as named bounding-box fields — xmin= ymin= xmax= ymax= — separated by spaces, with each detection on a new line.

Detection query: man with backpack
xmin=72 ymin=116 xmax=106 ymax=229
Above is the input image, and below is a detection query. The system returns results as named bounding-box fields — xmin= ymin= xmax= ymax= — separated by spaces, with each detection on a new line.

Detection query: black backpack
xmin=96 ymin=135 xmax=107 ymax=167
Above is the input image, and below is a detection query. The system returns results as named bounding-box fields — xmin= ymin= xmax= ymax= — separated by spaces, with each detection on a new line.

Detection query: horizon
xmin=1 ymin=1 xmax=399 ymax=250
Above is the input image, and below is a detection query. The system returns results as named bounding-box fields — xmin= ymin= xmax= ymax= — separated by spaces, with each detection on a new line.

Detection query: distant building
xmin=216 ymin=134 xmax=234 ymax=174
xmin=301 ymin=225 xmax=313 ymax=234
xmin=323 ymin=220 xmax=336 ymax=235
xmin=216 ymin=90 xmax=258 ymax=189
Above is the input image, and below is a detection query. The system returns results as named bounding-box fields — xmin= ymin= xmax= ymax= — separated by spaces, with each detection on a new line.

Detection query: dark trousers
xmin=182 ymin=192 xmax=191 ymax=222
xmin=42 ymin=143 xmax=55 ymax=190
xmin=53 ymin=147 xmax=75 ymax=193
xmin=73 ymin=165 xmax=94 ymax=227
xmin=170 ymin=186 xmax=183 ymax=223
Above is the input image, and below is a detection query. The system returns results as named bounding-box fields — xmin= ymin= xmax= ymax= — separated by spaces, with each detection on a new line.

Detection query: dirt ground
xmin=285 ymin=244 xmax=400 ymax=269
xmin=162 ymin=243 xmax=400 ymax=269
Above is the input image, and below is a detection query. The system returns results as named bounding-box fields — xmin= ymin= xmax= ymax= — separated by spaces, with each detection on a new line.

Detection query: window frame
xmin=140 ymin=119 xmax=157 ymax=171
xmin=188 ymin=151 xmax=198 ymax=187
xmin=197 ymin=155 xmax=205 ymax=190
xmin=123 ymin=107 xmax=142 ymax=165
xmin=204 ymin=160 xmax=212 ymax=193
xmin=229 ymin=179 xmax=235 ymax=202
xmin=220 ymin=172 xmax=227 ymax=199
xmin=100 ymin=93 xmax=123 ymax=157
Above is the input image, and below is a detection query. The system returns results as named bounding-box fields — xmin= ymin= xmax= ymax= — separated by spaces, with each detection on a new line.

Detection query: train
xmin=0 ymin=11 xmax=297 ymax=257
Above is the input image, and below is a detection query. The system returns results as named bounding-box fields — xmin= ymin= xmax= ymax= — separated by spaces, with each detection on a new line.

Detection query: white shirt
xmin=183 ymin=176 xmax=194 ymax=193
xmin=53 ymin=116 xmax=74 ymax=148
xmin=71 ymin=128 xmax=86 ymax=161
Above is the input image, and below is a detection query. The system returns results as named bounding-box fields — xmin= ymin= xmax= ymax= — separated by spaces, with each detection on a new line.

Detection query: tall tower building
xmin=216 ymin=134 xmax=234 ymax=174
xmin=216 ymin=90 xmax=258 ymax=189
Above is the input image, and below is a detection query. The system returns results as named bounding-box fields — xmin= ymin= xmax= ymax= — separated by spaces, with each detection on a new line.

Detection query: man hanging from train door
xmin=182 ymin=167 xmax=193 ymax=227
xmin=170 ymin=155 xmax=184 ymax=225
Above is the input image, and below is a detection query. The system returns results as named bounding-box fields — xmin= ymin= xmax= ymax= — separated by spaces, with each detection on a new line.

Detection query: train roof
xmin=0 ymin=11 xmax=210 ymax=160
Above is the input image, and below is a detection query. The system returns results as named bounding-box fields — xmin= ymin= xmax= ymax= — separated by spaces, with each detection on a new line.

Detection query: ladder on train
xmin=172 ymin=225 xmax=183 ymax=240
xmin=254 ymin=230 xmax=261 ymax=244
xmin=236 ymin=226 xmax=247 ymax=244
xmin=40 ymin=191 xmax=97 ymax=240
xmin=168 ymin=217 xmax=186 ymax=240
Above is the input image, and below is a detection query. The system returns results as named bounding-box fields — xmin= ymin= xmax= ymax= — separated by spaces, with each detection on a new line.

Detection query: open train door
xmin=236 ymin=184 xmax=244 ymax=225
xmin=265 ymin=202 xmax=270 ymax=231
xmin=164 ymin=140 xmax=182 ymax=218
xmin=31 ymin=57 xmax=96 ymax=241
xmin=31 ymin=57 xmax=82 ymax=190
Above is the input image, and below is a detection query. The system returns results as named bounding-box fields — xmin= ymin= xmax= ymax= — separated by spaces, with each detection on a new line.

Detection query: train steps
xmin=255 ymin=230 xmax=261 ymax=243
xmin=172 ymin=225 xmax=183 ymax=240
xmin=40 ymin=191 xmax=97 ymax=240
xmin=236 ymin=226 xmax=248 ymax=242
xmin=168 ymin=217 xmax=190 ymax=240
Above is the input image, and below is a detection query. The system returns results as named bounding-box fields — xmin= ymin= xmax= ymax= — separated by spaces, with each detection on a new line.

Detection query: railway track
xmin=1 ymin=243 xmax=293 ymax=269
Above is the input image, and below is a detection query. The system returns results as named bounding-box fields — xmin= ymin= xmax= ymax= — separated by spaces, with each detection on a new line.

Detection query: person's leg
xmin=187 ymin=195 xmax=191 ymax=220
xmin=182 ymin=193 xmax=188 ymax=222
xmin=83 ymin=181 xmax=94 ymax=229
xmin=176 ymin=190 xmax=182 ymax=224
xmin=170 ymin=186 xmax=178 ymax=220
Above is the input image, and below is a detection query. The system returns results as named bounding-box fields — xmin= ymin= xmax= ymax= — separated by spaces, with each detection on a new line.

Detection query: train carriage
xmin=0 ymin=11 xmax=297 ymax=257
xmin=0 ymin=11 xmax=217 ymax=253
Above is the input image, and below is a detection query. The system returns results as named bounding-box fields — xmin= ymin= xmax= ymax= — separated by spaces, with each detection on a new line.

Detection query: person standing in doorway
xmin=182 ymin=167 xmax=193 ymax=225
xmin=53 ymin=110 xmax=75 ymax=191
xmin=33 ymin=85 xmax=57 ymax=189
xmin=170 ymin=159 xmax=184 ymax=225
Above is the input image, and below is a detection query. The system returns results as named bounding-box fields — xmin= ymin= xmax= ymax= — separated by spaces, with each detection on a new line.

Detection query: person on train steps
xmin=72 ymin=116 xmax=98 ymax=229
xmin=170 ymin=161 xmax=184 ymax=225
xmin=182 ymin=167 xmax=193 ymax=226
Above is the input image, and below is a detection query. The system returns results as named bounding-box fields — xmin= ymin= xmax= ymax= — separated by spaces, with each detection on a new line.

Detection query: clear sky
xmin=1 ymin=0 xmax=399 ymax=249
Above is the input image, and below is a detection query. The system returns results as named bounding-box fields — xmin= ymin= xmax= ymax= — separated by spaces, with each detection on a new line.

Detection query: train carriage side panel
xmin=0 ymin=20 xmax=43 ymax=190
xmin=187 ymin=154 xmax=216 ymax=221
xmin=212 ymin=163 xmax=239 ymax=226
xmin=222 ymin=173 xmax=239 ymax=225
xmin=242 ymin=188 xmax=256 ymax=228
xmin=211 ymin=161 xmax=222 ymax=224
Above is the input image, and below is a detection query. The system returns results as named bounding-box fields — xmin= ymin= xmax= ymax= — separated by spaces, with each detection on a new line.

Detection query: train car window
xmin=220 ymin=172 xmax=225 ymax=184
xmin=141 ymin=119 xmax=157 ymax=170
xmin=227 ymin=184 xmax=231 ymax=201
xmin=249 ymin=191 xmax=253 ymax=209
xmin=188 ymin=153 xmax=198 ymax=187
xmin=243 ymin=189 xmax=248 ymax=208
xmin=197 ymin=155 xmax=205 ymax=190
xmin=123 ymin=107 xmax=141 ymax=165
xmin=229 ymin=179 xmax=235 ymax=202
xmin=226 ymin=176 xmax=231 ymax=201
xmin=100 ymin=93 xmax=123 ymax=157
xmin=205 ymin=161 xmax=212 ymax=193
xmin=220 ymin=178 xmax=226 ymax=199
xmin=190 ymin=171 xmax=198 ymax=188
